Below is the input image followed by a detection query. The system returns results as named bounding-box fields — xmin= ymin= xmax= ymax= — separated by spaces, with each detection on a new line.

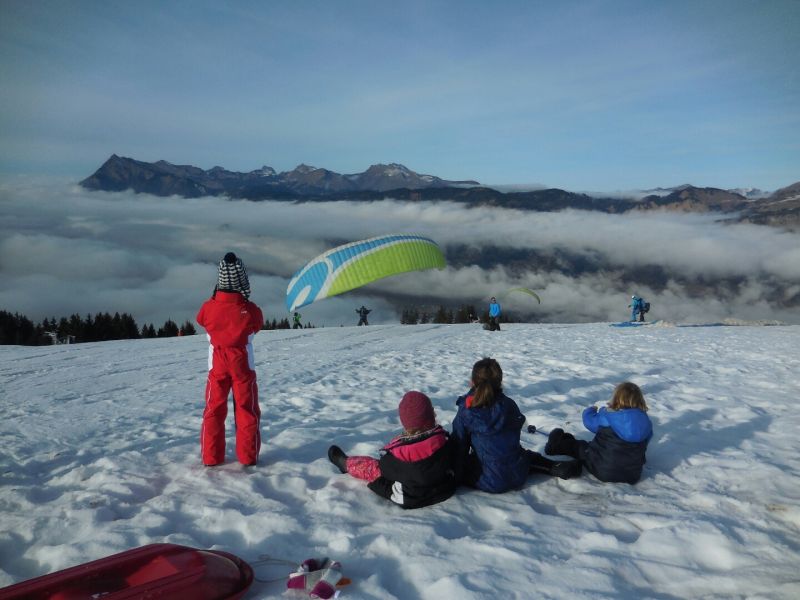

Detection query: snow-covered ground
xmin=1 ymin=322 xmax=799 ymax=599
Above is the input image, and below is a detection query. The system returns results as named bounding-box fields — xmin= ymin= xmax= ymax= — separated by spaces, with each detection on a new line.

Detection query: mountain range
xmin=80 ymin=155 xmax=799 ymax=229
xmin=80 ymin=154 xmax=479 ymax=198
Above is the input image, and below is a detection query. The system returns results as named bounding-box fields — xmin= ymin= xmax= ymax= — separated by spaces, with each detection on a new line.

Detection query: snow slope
xmin=1 ymin=322 xmax=799 ymax=599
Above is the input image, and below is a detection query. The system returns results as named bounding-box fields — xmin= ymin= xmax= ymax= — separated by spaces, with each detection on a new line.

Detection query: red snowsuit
xmin=196 ymin=291 xmax=264 ymax=466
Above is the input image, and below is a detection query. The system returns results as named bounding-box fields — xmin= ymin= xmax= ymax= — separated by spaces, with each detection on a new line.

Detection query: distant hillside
xmin=737 ymin=182 xmax=800 ymax=230
xmin=636 ymin=186 xmax=751 ymax=213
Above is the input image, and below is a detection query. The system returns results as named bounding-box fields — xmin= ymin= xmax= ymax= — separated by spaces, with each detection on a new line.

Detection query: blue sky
xmin=1 ymin=0 xmax=798 ymax=192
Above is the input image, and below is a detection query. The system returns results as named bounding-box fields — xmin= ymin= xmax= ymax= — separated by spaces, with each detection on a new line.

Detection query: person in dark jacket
xmin=356 ymin=305 xmax=371 ymax=326
xmin=451 ymin=358 xmax=581 ymax=493
xmin=544 ymin=381 xmax=653 ymax=484
xmin=327 ymin=391 xmax=457 ymax=509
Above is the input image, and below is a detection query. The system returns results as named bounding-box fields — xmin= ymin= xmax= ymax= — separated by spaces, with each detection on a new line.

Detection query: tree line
xmin=0 ymin=309 xmax=316 ymax=346
xmin=400 ymin=304 xmax=512 ymax=325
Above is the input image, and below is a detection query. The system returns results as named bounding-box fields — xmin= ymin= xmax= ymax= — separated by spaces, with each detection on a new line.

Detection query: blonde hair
xmin=608 ymin=381 xmax=648 ymax=412
xmin=470 ymin=357 xmax=503 ymax=409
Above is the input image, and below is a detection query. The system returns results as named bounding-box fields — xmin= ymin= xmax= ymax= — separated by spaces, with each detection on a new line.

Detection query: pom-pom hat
xmin=217 ymin=252 xmax=251 ymax=298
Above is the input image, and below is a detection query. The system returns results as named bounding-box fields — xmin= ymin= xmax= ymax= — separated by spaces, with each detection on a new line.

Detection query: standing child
xmin=451 ymin=358 xmax=580 ymax=493
xmin=327 ymin=391 xmax=457 ymax=509
xmin=197 ymin=252 xmax=264 ymax=467
xmin=544 ymin=381 xmax=653 ymax=484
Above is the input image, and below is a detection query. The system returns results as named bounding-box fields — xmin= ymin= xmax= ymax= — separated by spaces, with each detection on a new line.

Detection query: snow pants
xmin=201 ymin=345 xmax=261 ymax=465
xmin=345 ymin=456 xmax=381 ymax=482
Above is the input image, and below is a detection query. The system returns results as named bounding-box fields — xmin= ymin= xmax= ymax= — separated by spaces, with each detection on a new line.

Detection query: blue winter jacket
xmin=581 ymin=406 xmax=653 ymax=483
xmin=489 ymin=302 xmax=501 ymax=318
xmin=630 ymin=296 xmax=644 ymax=319
xmin=451 ymin=390 xmax=529 ymax=493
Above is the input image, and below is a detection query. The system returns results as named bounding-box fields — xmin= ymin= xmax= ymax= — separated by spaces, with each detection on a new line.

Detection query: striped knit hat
xmin=217 ymin=252 xmax=251 ymax=299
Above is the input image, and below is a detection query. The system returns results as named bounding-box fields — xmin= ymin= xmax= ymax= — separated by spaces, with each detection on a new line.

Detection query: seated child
xmin=545 ymin=381 xmax=653 ymax=484
xmin=451 ymin=358 xmax=581 ymax=494
xmin=327 ymin=391 xmax=457 ymax=509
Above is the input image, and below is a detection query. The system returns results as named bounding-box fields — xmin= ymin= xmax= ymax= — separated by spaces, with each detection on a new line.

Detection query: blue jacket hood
xmin=583 ymin=406 xmax=652 ymax=443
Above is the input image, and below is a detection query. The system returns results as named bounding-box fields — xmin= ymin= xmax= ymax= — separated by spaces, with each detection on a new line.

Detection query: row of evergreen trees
xmin=0 ymin=309 xmax=315 ymax=346
xmin=400 ymin=304 xmax=512 ymax=325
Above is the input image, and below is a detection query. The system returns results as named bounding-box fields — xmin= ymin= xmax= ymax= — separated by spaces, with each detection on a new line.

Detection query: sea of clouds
xmin=1 ymin=177 xmax=798 ymax=328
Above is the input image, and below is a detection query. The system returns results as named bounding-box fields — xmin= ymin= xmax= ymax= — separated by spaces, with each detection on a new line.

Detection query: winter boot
xmin=544 ymin=428 xmax=564 ymax=455
xmin=545 ymin=428 xmax=580 ymax=457
xmin=327 ymin=445 xmax=348 ymax=474
xmin=527 ymin=450 xmax=582 ymax=480
xmin=549 ymin=460 xmax=582 ymax=480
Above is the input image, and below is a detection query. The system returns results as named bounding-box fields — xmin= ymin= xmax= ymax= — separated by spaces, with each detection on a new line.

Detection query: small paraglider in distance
xmin=501 ymin=287 xmax=542 ymax=304
xmin=285 ymin=233 xmax=447 ymax=313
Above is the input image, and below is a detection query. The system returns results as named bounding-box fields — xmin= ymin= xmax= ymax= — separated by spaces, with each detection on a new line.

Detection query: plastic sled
xmin=0 ymin=543 xmax=253 ymax=600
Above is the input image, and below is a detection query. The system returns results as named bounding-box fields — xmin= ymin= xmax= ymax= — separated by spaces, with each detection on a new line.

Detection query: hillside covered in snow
xmin=1 ymin=322 xmax=799 ymax=599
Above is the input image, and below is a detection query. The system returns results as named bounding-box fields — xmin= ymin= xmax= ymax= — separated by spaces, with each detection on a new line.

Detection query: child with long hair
xmin=451 ymin=358 xmax=581 ymax=493
xmin=544 ymin=381 xmax=653 ymax=484
xmin=327 ymin=391 xmax=457 ymax=509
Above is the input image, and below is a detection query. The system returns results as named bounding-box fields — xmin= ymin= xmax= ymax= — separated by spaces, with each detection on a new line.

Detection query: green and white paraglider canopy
xmin=286 ymin=234 xmax=447 ymax=312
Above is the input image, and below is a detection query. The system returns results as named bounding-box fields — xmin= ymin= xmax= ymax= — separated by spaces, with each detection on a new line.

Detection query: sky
xmin=1 ymin=323 xmax=799 ymax=598
xmin=1 ymin=0 xmax=799 ymax=192
xmin=1 ymin=178 xmax=799 ymax=329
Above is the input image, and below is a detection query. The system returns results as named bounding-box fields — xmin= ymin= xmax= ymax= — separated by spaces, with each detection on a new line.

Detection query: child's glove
xmin=287 ymin=557 xmax=343 ymax=599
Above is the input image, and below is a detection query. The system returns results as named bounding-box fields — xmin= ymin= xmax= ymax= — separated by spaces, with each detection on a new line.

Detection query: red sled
xmin=0 ymin=543 xmax=254 ymax=600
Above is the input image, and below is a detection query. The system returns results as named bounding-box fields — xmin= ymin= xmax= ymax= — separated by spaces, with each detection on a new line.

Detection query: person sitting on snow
xmin=543 ymin=381 xmax=653 ymax=484
xmin=196 ymin=252 xmax=263 ymax=467
xmin=451 ymin=358 xmax=581 ymax=493
xmin=327 ymin=391 xmax=457 ymax=509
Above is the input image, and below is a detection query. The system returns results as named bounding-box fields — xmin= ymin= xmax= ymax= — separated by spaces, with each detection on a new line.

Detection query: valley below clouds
xmin=2 ymin=177 xmax=799 ymax=328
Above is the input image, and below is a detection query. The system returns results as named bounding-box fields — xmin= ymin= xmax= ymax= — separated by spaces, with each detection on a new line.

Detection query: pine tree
xmin=179 ymin=320 xmax=196 ymax=335
xmin=157 ymin=319 xmax=179 ymax=337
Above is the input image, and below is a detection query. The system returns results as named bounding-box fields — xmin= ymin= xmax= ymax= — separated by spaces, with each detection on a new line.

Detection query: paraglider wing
xmin=504 ymin=287 xmax=542 ymax=304
xmin=286 ymin=234 xmax=446 ymax=311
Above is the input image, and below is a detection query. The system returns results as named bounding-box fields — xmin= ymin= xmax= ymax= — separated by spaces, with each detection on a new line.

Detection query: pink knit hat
xmin=398 ymin=391 xmax=435 ymax=431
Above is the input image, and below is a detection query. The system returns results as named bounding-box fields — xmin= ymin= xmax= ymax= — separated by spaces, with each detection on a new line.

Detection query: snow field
xmin=0 ymin=322 xmax=798 ymax=599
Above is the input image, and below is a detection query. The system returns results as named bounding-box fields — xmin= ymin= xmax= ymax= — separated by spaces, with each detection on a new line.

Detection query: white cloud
xmin=1 ymin=178 xmax=798 ymax=328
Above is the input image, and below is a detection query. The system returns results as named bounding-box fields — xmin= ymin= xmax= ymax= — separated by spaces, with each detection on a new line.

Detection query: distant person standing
xmin=488 ymin=297 xmax=502 ymax=331
xmin=293 ymin=312 xmax=302 ymax=329
xmin=356 ymin=305 xmax=371 ymax=326
xmin=629 ymin=295 xmax=647 ymax=322
xmin=196 ymin=252 xmax=263 ymax=467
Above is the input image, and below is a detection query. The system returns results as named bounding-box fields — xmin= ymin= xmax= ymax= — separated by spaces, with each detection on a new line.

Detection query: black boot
xmin=528 ymin=450 xmax=582 ymax=480
xmin=328 ymin=445 xmax=348 ymax=474
xmin=549 ymin=460 xmax=582 ymax=480
xmin=544 ymin=428 xmax=565 ymax=455
xmin=545 ymin=428 xmax=580 ymax=458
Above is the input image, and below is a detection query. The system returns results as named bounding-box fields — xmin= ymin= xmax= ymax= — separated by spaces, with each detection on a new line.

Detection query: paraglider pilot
xmin=356 ymin=305 xmax=371 ymax=326
xmin=293 ymin=312 xmax=302 ymax=329
xmin=488 ymin=297 xmax=501 ymax=331
xmin=629 ymin=295 xmax=646 ymax=322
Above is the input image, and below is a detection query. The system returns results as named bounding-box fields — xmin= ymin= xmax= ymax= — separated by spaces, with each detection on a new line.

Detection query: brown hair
xmin=608 ymin=381 xmax=648 ymax=412
xmin=470 ymin=357 xmax=503 ymax=409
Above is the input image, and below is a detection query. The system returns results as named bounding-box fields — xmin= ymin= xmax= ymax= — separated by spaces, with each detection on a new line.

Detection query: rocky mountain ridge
xmin=80 ymin=155 xmax=479 ymax=198
xmin=80 ymin=155 xmax=798 ymax=228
